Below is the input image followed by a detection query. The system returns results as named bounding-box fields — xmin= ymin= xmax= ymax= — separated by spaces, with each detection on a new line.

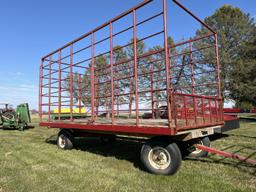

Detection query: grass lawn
xmin=0 ymin=118 xmax=255 ymax=192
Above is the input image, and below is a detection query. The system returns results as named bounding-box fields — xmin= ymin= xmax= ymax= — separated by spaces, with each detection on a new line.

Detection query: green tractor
xmin=0 ymin=103 xmax=31 ymax=131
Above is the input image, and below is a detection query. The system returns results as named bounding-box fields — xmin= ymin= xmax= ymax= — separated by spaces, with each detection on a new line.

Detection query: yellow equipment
xmin=53 ymin=107 xmax=87 ymax=114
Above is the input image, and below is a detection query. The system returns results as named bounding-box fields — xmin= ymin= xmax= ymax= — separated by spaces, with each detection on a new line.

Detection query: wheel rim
xmin=191 ymin=140 xmax=204 ymax=155
xmin=58 ymin=135 xmax=66 ymax=148
xmin=148 ymin=147 xmax=171 ymax=170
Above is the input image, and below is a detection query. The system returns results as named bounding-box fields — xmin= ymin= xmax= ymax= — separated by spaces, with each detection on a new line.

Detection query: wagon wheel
xmin=189 ymin=137 xmax=210 ymax=158
xmin=180 ymin=136 xmax=211 ymax=158
xmin=57 ymin=129 xmax=74 ymax=150
xmin=140 ymin=140 xmax=182 ymax=175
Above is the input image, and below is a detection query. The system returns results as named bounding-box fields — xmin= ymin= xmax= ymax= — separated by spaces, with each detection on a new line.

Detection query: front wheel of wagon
xmin=57 ymin=129 xmax=74 ymax=150
xmin=140 ymin=140 xmax=182 ymax=175
xmin=189 ymin=136 xmax=210 ymax=158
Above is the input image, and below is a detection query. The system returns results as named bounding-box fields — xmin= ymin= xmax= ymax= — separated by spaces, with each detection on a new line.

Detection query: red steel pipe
xmin=69 ymin=45 xmax=74 ymax=122
xmin=91 ymin=33 xmax=95 ymax=121
xmin=58 ymin=50 xmax=62 ymax=121
xmin=133 ymin=9 xmax=139 ymax=126
xmin=163 ymin=0 xmax=173 ymax=131
xmin=39 ymin=0 xmax=224 ymax=133
xmin=39 ymin=59 xmax=43 ymax=121
xmin=172 ymin=0 xmax=216 ymax=34
xmin=42 ymin=0 xmax=153 ymax=59
xmin=48 ymin=57 xmax=52 ymax=122
xmin=195 ymin=144 xmax=256 ymax=166
xmin=110 ymin=22 xmax=115 ymax=124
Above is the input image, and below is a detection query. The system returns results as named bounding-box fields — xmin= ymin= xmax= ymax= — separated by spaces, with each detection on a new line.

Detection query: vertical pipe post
xmin=105 ymin=67 xmax=109 ymax=117
xmin=117 ymin=78 xmax=120 ymax=117
xmin=184 ymin=96 xmax=188 ymax=126
xmin=39 ymin=59 xmax=43 ymax=122
xmin=110 ymin=22 xmax=115 ymax=124
xmin=91 ymin=33 xmax=95 ymax=121
xmin=129 ymin=61 xmax=133 ymax=118
xmin=133 ymin=9 xmax=139 ymax=126
xmin=78 ymin=74 xmax=82 ymax=114
xmin=214 ymin=99 xmax=218 ymax=122
xmin=214 ymin=33 xmax=223 ymax=121
xmin=209 ymin=99 xmax=212 ymax=123
xmin=150 ymin=63 xmax=155 ymax=119
xmin=202 ymin=97 xmax=205 ymax=123
xmin=117 ymin=93 xmax=120 ymax=116
xmin=174 ymin=96 xmax=177 ymax=127
xmin=70 ymin=45 xmax=73 ymax=122
xmin=48 ymin=56 xmax=52 ymax=122
xmin=163 ymin=0 xmax=173 ymax=131
xmin=58 ymin=51 xmax=62 ymax=121
xmin=190 ymin=41 xmax=197 ymax=126
xmin=96 ymin=71 xmax=99 ymax=116
xmin=214 ymin=34 xmax=222 ymax=101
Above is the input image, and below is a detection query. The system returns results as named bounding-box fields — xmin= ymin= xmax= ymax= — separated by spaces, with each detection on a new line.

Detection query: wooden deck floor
xmin=54 ymin=117 xmax=184 ymax=128
xmin=53 ymin=116 xmax=215 ymax=128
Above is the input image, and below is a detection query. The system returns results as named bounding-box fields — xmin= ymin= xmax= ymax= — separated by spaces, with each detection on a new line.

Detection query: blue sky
xmin=0 ymin=0 xmax=255 ymax=109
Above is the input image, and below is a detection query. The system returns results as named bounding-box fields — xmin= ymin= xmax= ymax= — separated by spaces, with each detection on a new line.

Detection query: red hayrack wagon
xmin=39 ymin=0 xmax=247 ymax=175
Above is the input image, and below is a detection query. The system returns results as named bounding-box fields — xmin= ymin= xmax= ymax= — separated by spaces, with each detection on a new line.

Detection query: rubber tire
xmin=2 ymin=111 xmax=15 ymax=120
xmin=57 ymin=129 xmax=74 ymax=150
xmin=140 ymin=140 xmax=182 ymax=175
xmin=189 ymin=136 xmax=210 ymax=158
xmin=19 ymin=123 xmax=25 ymax=131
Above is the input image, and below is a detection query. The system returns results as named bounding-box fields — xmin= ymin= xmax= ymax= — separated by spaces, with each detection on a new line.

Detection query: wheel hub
xmin=148 ymin=147 xmax=171 ymax=170
xmin=192 ymin=140 xmax=204 ymax=154
xmin=58 ymin=135 xmax=66 ymax=148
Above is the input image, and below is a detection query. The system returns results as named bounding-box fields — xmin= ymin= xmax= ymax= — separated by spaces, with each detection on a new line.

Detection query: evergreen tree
xmin=229 ymin=36 xmax=256 ymax=108
xmin=196 ymin=5 xmax=256 ymax=101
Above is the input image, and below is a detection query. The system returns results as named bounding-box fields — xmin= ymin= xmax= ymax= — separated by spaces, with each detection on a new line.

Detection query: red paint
xmin=196 ymin=144 xmax=256 ymax=165
xmin=39 ymin=0 xmax=224 ymax=136
xmin=223 ymin=108 xmax=241 ymax=113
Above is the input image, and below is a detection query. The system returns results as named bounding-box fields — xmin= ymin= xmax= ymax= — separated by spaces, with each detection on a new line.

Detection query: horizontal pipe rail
xmin=40 ymin=0 xmax=223 ymax=134
xmin=195 ymin=144 xmax=256 ymax=165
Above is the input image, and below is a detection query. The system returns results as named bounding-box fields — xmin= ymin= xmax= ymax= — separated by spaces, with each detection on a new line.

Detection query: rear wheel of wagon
xmin=57 ymin=129 xmax=74 ymax=150
xmin=140 ymin=140 xmax=182 ymax=175
xmin=189 ymin=136 xmax=210 ymax=158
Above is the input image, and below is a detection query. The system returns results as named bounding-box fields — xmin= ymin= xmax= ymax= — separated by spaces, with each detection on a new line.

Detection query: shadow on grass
xmin=24 ymin=125 xmax=35 ymax=130
xmin=45 ymin=133 xmax=256 ymax=175
xmin=184 ymin=145 xmax=256 ymax=176
xmin=0 ymin=125 xmax=35 ymax=131
xmin=228 ymin=134 xmax=256 ymax=139
xmin=209 ymin=133 xmax=229 ymax=141
xmin=45 ymin=135 xmax=145 ymax=171
xmin=210 ymin=129 xmax=256 ymax=139
xmin=240 ymin=119 xmax=255 ymax=121
xmin=45 ymin=135 xmax=57 ymax=145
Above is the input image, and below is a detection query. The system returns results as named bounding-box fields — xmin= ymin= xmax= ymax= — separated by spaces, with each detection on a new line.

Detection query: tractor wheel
xmin=2 ymin=111 xmax=15 ymax=120
xmin=19 ymin=123 xmax=25 ymax=131
xmin=57 ymin=129 xmax=74 ymax=150
xmin=140 ymin=140 xmax=182 ymax=175
xmin=1 ymin=111 xmax=16 ymax=129
xmin=189 ymin=136 xmax=210 ymax=158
